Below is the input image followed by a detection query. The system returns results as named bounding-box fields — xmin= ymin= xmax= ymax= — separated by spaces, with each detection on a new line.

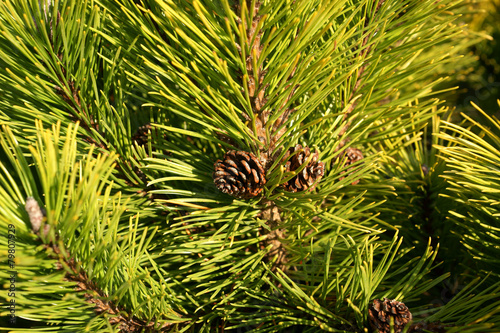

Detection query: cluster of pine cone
xmin=212 ymin=144 xmax=364 ymax=199
xmin=132 ymin=124 xmax=364 ymax=199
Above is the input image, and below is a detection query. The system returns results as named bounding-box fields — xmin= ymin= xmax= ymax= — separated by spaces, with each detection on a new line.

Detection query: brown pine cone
xmin=339 ymin=147 xmax=364 ymax=185
xmin=132 ymin=123 xmax=172 ymax=157
xmin=132 ymin=123 xmax=153 ymax=147
xmin=369 ymin=298 xmax=413 ymax=333
xmin=283 ymin=144 xmax=325 ymax=193
xmin=213 ymin=150 xmax=266 ymax=199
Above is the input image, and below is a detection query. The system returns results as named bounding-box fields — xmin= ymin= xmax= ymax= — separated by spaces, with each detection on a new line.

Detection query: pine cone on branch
xmin=213 ymin=150 xmax=266 ymax=199
xmin=132 ymin=123 xmax=153 ymax=147
xmin=339 ymin=147 xmax=364 ymax=185
xmin=132 ymin=123 xmax=171 ymax=158
xmin=283 ymin=144 xmax=325 ymax=193
xmin=369 ymin=298 xmax=413 ymax=333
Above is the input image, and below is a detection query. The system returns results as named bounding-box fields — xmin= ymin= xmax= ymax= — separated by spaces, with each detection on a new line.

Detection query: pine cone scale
xmin=251 ymin=169 xmax=260 ymax=183
xmin=227 ymin=166 xmax=239 ymax=177
xmin=240 ymin=159 xmax=251 ymax=173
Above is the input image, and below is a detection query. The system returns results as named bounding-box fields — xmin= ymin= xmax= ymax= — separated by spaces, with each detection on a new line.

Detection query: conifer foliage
xmin=0 ymin=0 xmax=499 ymax=332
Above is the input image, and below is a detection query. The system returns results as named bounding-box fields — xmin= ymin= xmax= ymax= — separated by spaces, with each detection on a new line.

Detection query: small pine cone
xmin=369 ymin=298 xmax=413 ymax=333
xmin=339 ymin=147 xmax=364 ymax=185
xmin=25 ymin=197 xmax=49 ymax=237
xmin=283 ymin=144 xmax=325 ymax=193
xmin=132 ymin=123 xmax=153 ymax=147
xmin=213 ymin=150 xmax=266 ymax=199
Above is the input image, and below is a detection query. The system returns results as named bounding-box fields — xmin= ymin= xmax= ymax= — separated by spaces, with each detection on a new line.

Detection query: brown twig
xmin=337 ymin=0 xmax=386 ymax=145
xmin=65 ymin=259 xmax=174 ymax=332
xmin=25 ymin=198 xmax=174 ymax=332
xmin=235 ymin=1 xmax=299 ymax=170
xmin=48 ymin=10 xmax=106 ymax=150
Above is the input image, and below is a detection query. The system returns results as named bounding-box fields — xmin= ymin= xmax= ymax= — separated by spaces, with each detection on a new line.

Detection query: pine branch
xmin=0 ymin=1 xmax=498 ymax=332
xmin=0 ymin=122 xmax=186 ymax=331
xmin=436 ymin=101 xmax=500 ymax=277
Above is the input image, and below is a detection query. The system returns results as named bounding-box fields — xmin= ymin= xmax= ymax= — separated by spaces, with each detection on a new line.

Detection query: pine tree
xmin=0 ymin=0 xmax=499 ymax=332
